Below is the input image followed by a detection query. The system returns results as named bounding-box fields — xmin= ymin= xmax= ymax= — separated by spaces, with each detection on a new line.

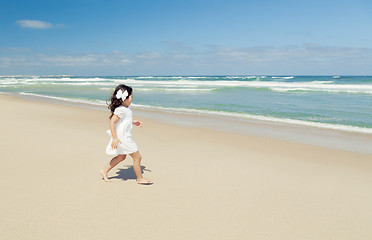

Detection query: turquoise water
xmin=1 ymin=75 xmax=372 ymax=133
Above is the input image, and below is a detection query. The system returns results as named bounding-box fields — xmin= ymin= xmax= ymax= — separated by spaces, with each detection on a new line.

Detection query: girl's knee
xmin=133 ymin=153 xmax=142 ymax=162
xmin=118 ymin=154 xmax=126 ymax=161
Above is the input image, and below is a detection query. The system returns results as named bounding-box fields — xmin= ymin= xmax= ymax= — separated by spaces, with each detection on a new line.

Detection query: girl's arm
xmin=110 ymin=115 xmax=122 ymax=149
xmin=132 ymin=120 xmax=143 ymax=127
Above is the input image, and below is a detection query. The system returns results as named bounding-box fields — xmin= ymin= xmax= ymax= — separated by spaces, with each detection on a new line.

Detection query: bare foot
xmin=137 ymin=178 xmax=151 ymax=185
xmin=100 ymin=170 xmax=111 ymax=182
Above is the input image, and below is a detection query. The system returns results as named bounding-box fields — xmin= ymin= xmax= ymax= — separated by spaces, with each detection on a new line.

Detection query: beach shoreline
xmin=6 ymin=91 xmax=372 ymax=154
xmin=2 ymin=75 xmax=372 ymax=134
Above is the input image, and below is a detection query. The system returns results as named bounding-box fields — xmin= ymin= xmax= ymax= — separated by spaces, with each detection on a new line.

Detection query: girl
xmin=100 ymin=84 xmax=151 ymax=184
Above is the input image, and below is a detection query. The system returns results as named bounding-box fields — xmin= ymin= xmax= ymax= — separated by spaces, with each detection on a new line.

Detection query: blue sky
xmin=1 ymin=0 xmax=371 ymax=75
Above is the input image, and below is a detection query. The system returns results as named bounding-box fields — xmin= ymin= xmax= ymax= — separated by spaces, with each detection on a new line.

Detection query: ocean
xmin=1 ymin=75 xmax=372 ymax=134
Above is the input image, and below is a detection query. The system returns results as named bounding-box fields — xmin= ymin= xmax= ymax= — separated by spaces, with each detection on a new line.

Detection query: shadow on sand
xmin=109 ymin=165 xmax=152 ymax=184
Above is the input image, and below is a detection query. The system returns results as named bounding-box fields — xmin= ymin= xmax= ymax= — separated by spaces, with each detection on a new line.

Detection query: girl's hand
xmin=111 ymin=138 xmax=122 ymax=149
xmin=133 ymin=120 xmax=143 ymax=127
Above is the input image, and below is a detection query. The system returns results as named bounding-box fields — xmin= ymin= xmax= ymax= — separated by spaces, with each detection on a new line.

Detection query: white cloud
xmin=1 ymin=44 xmax=372 ymax=75
xmin=16 ymin=20 xmax=56 ymax=29
xmin=38 ymin=52 xmax=133 ymax=66
xmin=195 ymin=44 xmax=372 ymax=74
xmin=0 ymin=47 xmax=32 ymax=52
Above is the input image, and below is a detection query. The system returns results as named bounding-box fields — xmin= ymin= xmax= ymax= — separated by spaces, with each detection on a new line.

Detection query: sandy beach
xmin=1 ymin=93 xmax=372 ymax=240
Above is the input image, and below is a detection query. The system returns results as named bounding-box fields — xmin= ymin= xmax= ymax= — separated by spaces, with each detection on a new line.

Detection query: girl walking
xmin=100 ymin=84 xmax=151 ymax=184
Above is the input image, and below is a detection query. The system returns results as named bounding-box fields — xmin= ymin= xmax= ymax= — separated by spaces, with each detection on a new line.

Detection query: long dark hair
xmin=107 ymin=84 xmax=133 ymax=119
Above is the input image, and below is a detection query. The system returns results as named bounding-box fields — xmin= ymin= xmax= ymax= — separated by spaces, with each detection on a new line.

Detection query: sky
xmin=0 ymin=0 xmax=372 ymax=76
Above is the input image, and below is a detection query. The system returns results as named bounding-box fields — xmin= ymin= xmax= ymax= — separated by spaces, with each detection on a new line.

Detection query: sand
xmin=1 ymin=93 xmax=372 ymax=240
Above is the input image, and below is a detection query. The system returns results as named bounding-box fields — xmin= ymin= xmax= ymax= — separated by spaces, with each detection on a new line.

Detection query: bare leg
xmin=100 ymin=154 xmax=126 ymax=182
xmin=129 ymin=151 xmax=151 ymax=184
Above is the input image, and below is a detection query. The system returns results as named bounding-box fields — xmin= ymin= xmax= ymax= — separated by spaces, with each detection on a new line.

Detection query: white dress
xmin=106 ymin=106 xmax=138 ymax=155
